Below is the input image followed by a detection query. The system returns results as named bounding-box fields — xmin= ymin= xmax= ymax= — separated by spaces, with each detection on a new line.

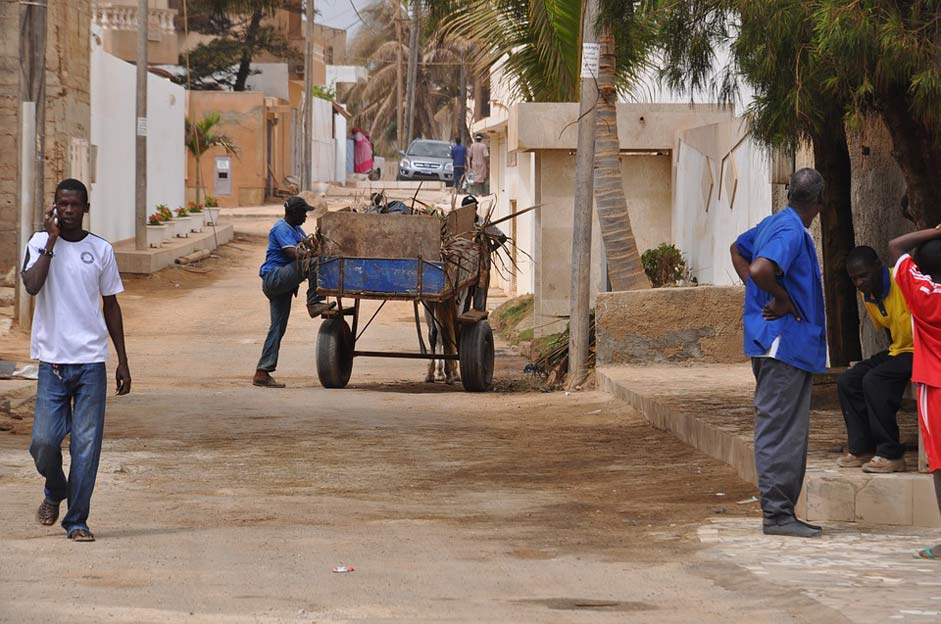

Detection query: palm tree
xmin=593 ymin=25 xmax=649 ymax=290
xmin=448 ymin=0 xmax=652 ymax=288
xmin=186 ymin=112 xmax=238 ymax=206
xmin=446 ymin=0 xmax=581 ymax=102
xmin=342 ymin=1 xmax=470 ymax=154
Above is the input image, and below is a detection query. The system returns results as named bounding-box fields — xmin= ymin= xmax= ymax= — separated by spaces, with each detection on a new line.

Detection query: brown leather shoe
xmin=836 ymin=452 xmax=874 ymax=468
xmin=252 ymin=372 xmax=285 ymax=388
xmin=862 ymin=456 xmax=907 ymax=473
xmin=307 ymin=301 xmax=336 ymax=318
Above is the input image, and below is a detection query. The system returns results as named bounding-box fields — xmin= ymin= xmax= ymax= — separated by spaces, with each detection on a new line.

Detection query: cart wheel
xmin=459 ymin=320 xmax=494 ymax=392
xmin=317 ymin=318 xmax=354 ymax=389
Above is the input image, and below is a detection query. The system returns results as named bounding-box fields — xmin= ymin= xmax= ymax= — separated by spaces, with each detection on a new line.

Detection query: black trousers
xmin=837 ymin=350 xmax=913 ymax=459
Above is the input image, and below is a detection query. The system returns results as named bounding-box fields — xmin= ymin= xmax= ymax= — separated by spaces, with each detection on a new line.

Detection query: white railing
xmin=93 ymin=4 xmax=176 ymax=35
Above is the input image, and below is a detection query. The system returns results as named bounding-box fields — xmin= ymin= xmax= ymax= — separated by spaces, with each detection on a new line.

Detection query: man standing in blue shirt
xmin=730 ymin=168 xmax=828 ymax=538
xmin=253 ymin=196 xmax=333 ymax=388
xmin=450 ymin=137 xmax=467 ymax=189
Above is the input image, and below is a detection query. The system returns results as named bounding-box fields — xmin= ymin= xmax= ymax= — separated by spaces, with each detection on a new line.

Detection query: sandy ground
xmin=0 ymin=216 xmax=869 ymax=623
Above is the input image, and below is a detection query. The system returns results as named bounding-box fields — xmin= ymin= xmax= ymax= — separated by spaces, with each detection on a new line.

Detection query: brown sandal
xmin=68 ymin=528 xmax=95 ymax=542
xmin=36 ymin=499 xmax=60 ymax=526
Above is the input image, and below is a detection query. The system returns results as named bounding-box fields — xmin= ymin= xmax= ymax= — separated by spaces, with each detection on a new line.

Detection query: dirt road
xmin=0 ymin=219 xmax=847 ymax=623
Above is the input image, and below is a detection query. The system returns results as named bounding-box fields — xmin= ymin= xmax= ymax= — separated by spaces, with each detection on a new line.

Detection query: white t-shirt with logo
xmin=23 ymin=232 xmax=124 ymax=363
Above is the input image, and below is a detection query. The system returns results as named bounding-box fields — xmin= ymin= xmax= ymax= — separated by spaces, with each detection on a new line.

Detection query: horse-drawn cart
xmin=313 ymin=204 xmax=494 ymax=392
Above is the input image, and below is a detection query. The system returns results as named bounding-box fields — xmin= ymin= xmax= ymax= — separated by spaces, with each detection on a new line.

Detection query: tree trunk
xmin=404 ymin=0 xmax=421 ymax=143
xmin=395 ymin=4 xmax=404 ymax=149
xmin=812 ymin=113 xmax=860 ymax=366
xmin=459 ymin=60 xmax=468 ymax=144
xmin=879 ymin=89 xmax=941 ymax=228
xmin=593 ymin=29 xmax=649 ymax=291
xmin=567 ymin=0 xmax=599 ymax=390
xmin=195 ymin=153 xmax=202 ymax=207
xmin=233 ymin=9 xmax=264 ymax=92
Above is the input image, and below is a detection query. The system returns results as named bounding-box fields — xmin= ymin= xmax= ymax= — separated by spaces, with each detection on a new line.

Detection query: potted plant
xmin=203 ymin=196 xmax=221 ymax=226
xmin=172 ymin=206 xmax=193 ymax=238
xmin=184 ymin=204 xmax=203 ymax=233
xmin=146 ymin=213 xmax=169 ymax=248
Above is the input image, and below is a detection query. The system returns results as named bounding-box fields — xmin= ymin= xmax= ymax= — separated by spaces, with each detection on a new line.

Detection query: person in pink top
xmin=352 ymin=127 xmax=374 ymax=174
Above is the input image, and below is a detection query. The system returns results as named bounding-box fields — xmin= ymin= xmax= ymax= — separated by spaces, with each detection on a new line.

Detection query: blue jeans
xmin=30 ymin=362 xmax=107 ymax=534
xmin=256 ymin=260 xmax=321 ymax=372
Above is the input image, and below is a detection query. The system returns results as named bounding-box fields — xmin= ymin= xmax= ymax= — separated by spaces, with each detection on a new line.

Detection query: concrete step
xmin=598 ymin=364 xmax=941 ymax=528
xmin=115 ymin=224 xmax=234 ymax=274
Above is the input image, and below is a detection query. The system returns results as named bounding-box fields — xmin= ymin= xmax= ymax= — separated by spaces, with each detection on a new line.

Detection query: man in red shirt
xmin=889 ymin=226 xmax=941 ymax=560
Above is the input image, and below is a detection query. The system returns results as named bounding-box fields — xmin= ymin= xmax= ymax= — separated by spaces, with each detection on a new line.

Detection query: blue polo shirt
xmin=735 ymin=207 xmax=827 ymax=373
xmin=259 ymin=219 xmax=306 ymax=277
xmin=451 ymin=143 xmax=467 ymax=167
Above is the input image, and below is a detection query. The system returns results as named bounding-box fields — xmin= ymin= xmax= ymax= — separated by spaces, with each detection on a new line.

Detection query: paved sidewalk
xmin=700 ymin=518 xmax=941 ymax=624
xmin=599 ymin=364 xmax=938 ymax=528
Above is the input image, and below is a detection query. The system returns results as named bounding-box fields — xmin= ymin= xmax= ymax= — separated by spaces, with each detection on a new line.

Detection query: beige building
xmin=477 ymin=102 xmax=736 ymax=335
xmin=186 ymin=91 xmax=295 ymax=208
xmin=92 ymin=0 xmax=179 ymax=65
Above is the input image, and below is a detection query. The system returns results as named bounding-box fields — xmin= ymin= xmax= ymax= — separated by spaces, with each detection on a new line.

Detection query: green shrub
xmin=641 ymin=243 xmax=687 ymax=288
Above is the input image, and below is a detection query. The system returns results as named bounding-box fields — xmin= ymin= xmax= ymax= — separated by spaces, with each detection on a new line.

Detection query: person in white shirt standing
xmin=21 ymin=178 xmax=131 ymax=542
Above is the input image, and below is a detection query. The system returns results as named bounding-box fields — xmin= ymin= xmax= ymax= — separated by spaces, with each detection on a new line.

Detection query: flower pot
xmin=188 ymin=212 xmax=204 ymax=233
xmin=146 ymin=224 xmax=169 ymax=248
xmin=172 ymin=217 xmax=193 ymax=238
xmin=204 ymin=207 xmax=220 ymax=226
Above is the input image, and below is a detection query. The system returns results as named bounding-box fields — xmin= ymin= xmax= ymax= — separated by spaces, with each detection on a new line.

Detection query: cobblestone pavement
xmin=700 ymin=519 xmax=941 ymax=623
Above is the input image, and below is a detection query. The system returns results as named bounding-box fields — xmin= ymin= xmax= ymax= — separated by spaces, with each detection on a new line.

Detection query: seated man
xmin=252 ymin=197 xmax=333 ymax=388
xmin=837 ymin=245 xmax=914 ymax=472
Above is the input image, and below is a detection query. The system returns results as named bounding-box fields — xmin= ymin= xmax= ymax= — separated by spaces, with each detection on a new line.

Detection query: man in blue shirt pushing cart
xmin=253 ymin=196 xmax=334 ymax=388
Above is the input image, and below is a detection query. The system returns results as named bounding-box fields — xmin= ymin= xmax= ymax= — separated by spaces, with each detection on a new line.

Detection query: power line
xmin=347 ymin=0 xmax=367 ymax=26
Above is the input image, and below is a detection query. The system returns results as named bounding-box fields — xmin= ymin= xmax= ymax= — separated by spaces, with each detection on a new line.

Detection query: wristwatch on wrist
xmin=39 ymin=248 xmax=54 ymax=258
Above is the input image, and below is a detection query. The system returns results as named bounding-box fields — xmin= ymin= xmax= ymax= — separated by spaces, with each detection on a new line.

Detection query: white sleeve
xmin=22 ymin=233 xmax=47 ymax=272
xmin=99 ymin=244 xmax=125 ymax=297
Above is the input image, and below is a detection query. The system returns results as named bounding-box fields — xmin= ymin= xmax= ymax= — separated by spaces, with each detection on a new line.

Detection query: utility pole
xmin=135 ymin=0 xmax=148 ymax=251
xmin=395 ymin=1 xmax=404 ymax=149
xmin=567 ymin=0 xmax=600 ymax=390
xmin=404 ymin=0 xmax=420 ymax=144
xmin=301 ymin=0 xmax=314 ymax=190
xmin=17 ymin=0 xmax=48 ymax=326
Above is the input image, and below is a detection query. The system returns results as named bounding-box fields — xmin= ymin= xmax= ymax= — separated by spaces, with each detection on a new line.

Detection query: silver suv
xmin=397 ymin=139 xmax=455 ymax=186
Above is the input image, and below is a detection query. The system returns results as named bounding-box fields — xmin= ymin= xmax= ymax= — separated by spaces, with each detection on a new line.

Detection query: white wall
xmin=310 ymin=96 xmax=336 ymax=183
xmin=514 ymin=152 xmax=536 ymax=295
xmin=245 ymin=63 xmax=290 ymax=100
xmin=672 ymin=120 xmax=772 ymax=285
xmin=90 ymin=30 xmax=185 ymax=244
xmin=334 ymin=113 xmax=347 ymax=185
xmin=326 ymin=65 xmax=367 ymax=90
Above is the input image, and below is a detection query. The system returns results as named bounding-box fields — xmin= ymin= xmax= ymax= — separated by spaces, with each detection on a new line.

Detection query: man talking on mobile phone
xmin=21 ymin=178 xmax=131 ymax=542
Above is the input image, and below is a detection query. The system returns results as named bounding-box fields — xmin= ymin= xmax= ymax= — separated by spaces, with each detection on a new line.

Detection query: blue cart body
xmin=317 ymin=257 xmax=450 ymax=299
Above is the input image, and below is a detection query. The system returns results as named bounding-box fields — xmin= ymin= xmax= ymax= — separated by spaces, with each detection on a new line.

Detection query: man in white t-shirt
xmin=21 ymin=178 xmax=131 ymax=543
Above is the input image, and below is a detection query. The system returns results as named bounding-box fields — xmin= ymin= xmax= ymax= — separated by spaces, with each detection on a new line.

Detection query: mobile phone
xmin=52 ymin=207 xmax=58 ymax=226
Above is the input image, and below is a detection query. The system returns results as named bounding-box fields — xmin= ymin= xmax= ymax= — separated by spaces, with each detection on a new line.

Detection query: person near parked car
xmin=467 ymin=133 xmax=489 ymax=195
xmin=836 ymin=246 xmax=913 ymax=473
xmin=450 ymin=137 xmax=467 ymax=190
xmin=352 ymin=127 xmax=374 ymax=175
